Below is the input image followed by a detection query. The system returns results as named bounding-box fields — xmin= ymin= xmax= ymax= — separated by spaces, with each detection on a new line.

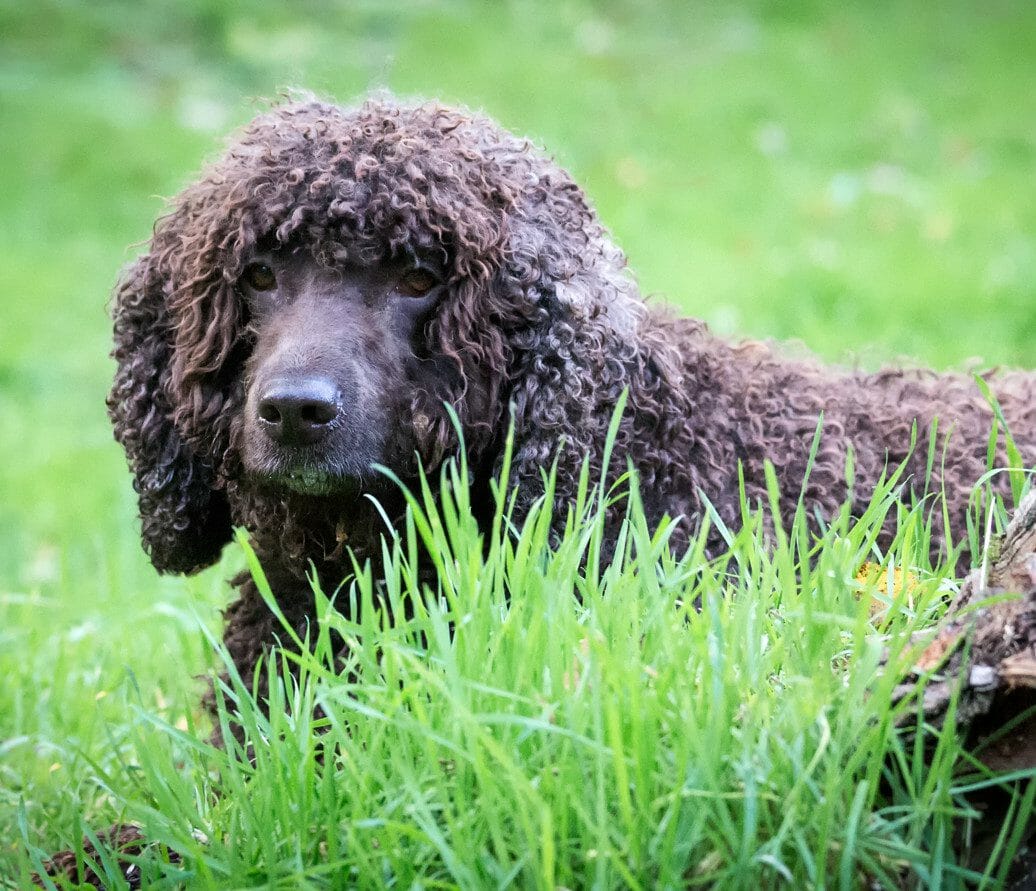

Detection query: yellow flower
xmin=856 ymin=562 xmax=923 ymax=613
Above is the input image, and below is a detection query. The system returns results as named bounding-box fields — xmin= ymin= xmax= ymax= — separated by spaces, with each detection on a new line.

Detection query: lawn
xmin=2 ymin=1 xmax=1035 ymax=886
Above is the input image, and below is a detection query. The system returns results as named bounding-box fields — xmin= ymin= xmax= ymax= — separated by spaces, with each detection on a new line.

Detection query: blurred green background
xmin=1 ymin=0 xmax=1035 ymax=861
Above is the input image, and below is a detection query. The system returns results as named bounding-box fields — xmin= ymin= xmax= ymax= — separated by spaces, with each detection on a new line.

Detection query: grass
xmin=13 ymin=443 xmax=1035 ymax=887
xmin=2 ymin=0 xmax=1036 ymax=886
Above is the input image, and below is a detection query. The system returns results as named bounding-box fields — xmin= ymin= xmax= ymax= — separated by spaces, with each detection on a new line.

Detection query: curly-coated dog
xmin=109 ymin=95 xmax=1036 ymax=705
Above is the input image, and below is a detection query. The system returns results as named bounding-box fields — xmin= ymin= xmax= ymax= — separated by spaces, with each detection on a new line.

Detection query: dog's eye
xmin=396 ymin=268 xmax=439 ymax=298
xmin=243 ymin=262 xmax=277 ymax=291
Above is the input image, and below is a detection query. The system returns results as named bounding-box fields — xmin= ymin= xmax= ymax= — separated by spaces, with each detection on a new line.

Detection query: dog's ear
xmin=107 ymin=254 xmax=233 ymax=574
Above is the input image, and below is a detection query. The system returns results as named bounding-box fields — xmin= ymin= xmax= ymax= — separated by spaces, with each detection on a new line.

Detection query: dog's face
xmin=238 ymin=245 xmax=447 ymax=496
xmin=109 ymin=98 xmax=633 ymax=573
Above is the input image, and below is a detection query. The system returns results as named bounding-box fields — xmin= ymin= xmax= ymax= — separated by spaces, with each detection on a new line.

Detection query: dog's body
xmin=108 ymin=97 xmax=1036 ymax=702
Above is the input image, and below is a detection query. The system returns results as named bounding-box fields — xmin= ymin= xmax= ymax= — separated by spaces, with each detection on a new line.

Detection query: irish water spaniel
xmin=109 ymin=95 xmax=1036 ymax=707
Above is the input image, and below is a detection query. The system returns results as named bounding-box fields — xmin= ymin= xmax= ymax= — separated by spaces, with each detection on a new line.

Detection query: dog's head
xmin=108 ymin=96 xmax=638 ymax=572
xmin=237 ymin=245 xmax=454 ymax=496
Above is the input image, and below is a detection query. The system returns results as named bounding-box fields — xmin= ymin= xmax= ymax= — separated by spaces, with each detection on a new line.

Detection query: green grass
xmin=10 ymin=446 xmax=1036 ymax=887
xmin=3 ymin=0 xmax=1036 ymax=886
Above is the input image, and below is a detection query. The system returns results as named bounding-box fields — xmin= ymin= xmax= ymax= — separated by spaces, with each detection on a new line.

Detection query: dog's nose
xmin=256 ymin=378 xmax=340 ymax=446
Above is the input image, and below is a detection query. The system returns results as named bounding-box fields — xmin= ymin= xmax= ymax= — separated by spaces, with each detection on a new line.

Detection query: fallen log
xmin=889 ymin=488 xmax=1036 ymax=887
xmin=892 ymin=489 xmax=1036 ymax=752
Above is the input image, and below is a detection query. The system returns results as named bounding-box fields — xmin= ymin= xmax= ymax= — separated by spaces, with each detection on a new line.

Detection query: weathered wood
xmin=890 ymin=489 xmax=1036 ymax=757
xmin=884 ymin=490 xmax=1036 ymax=887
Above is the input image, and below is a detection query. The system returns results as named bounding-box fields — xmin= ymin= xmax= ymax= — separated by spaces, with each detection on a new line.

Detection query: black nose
xmin=256 ymin=378 xmax=340 ymax=446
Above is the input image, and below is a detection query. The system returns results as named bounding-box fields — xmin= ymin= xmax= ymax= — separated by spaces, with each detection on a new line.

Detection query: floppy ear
xmin=107 ymin=254 xmax=232 ymax=574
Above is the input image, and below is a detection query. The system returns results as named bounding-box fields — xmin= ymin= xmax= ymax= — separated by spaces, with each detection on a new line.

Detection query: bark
xmin=887 ymin=489 xmax=1036 ymax=888
xmin=891 ymin=489 xmax=1036 ymax=758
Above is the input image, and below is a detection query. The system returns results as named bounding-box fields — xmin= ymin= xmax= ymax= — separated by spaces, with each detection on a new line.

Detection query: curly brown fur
xmin=108 ymin=94 xmax=1036 ymax=718
xmin=35 ymin=823 xmax=179 ymax=888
